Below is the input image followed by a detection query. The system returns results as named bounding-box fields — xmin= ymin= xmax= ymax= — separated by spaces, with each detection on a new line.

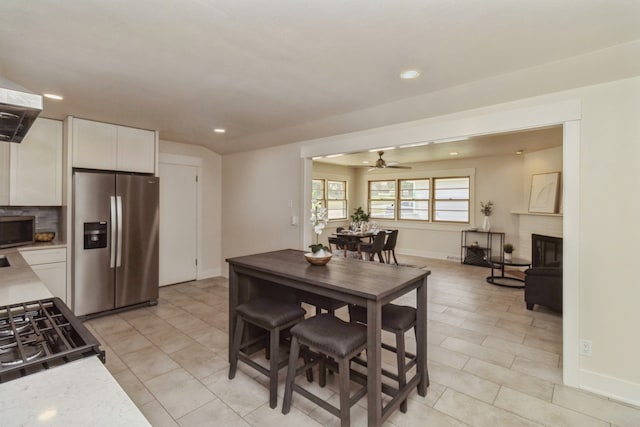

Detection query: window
xmin=399 ymin=179 xmax=429 ymax=220
xmin=369 ymin=180 xmax=396 ymax=219
xmin=366 ymin=175 xmax=470 ymax=223
xmin=433 ymin=177 xmax=470 ymax=223
xmin=311 ymin=179 xmax=325 ymax=206
xmin=327 ymin=180 xmax=347 ymax=219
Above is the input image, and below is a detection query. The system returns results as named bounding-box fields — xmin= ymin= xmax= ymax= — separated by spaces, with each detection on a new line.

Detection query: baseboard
xmin=197 ymin=267 xmax=221 ymax=280
xmin=397 ymin=248 xmax=460 ymax=262
xmin=579 ymin=368 xmax=640 ymax=407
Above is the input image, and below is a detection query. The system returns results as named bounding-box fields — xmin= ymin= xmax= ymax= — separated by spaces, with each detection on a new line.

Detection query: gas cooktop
xmin=0 ymin=297 xmax=105 ymax=382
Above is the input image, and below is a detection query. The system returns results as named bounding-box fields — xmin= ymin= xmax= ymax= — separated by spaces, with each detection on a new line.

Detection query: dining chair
xmin=358 ymin=231 xmax=386 ymax=262
xmin=328 ymin=226 xmax=347 ymax=253
xmin=383 ymin=229 xmax=399 ymax=265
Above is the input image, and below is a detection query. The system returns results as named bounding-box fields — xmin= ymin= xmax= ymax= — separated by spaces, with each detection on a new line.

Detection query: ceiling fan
xmin=369 ymin=151 xmax=411 ymax=171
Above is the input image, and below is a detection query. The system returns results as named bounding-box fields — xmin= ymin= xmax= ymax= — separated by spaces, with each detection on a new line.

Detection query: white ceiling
xmin=1 ymin=1 xmax=639 ymax=155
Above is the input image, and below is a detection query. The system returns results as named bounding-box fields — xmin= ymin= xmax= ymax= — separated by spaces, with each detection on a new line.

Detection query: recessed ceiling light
xmin=43 ymin=93 xmax=63 ymax=100
xmin=516 ymin=149 xmax=524 ymax=155
xmin=213 ymin=128 xmax=226 ymax=134
xmin=449 ymin=152 xmax=459 ymax=156
xmin=362 ymin=161 xmax=370 ymax=164
xmin=400 ymin=69 xmax=420 ymax=79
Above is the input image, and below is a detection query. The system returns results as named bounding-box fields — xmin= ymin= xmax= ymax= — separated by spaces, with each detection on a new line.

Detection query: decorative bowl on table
xmin=34 ymin=231 xmax=56 ymax=242
xmin=304 ymin=252 xmax=333 ymax=266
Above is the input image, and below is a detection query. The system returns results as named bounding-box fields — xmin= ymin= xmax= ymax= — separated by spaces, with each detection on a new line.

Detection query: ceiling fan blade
xmin=387 ymin=165 xmax=412 ymax=169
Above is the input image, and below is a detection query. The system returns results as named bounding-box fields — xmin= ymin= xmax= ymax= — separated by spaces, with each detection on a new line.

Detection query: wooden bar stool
xmin=229 ymin=297 xmax=306 ymax=409
xmin=349 ymin=303 xmax=426 ymax=413
xmin=282 ymin=314 xmax=367 ymax=427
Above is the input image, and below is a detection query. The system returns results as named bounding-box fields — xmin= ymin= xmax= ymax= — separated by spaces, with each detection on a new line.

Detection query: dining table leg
xmin=366 ymin=299 xmax=382 ymax=426
xmin=416 ymin=276 xmax=429 ymax=395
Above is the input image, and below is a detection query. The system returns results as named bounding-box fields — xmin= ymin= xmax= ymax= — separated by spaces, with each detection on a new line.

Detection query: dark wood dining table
xmin=226 ymin=249 xmax=430 ymax=426
xmin=333 ymin=230 xmax=388 ymax=257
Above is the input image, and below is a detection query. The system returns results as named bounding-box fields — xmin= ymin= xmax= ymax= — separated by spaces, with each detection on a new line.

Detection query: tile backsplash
xmin=0 ymin=206 xmax=60 ymax=234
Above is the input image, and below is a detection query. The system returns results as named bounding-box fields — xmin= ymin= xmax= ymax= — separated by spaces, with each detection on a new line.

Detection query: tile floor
xmin=85 ymin=256 xmax=640 ymax=426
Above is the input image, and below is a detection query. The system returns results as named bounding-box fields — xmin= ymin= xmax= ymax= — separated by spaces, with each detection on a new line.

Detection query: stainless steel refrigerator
xmin=73 ymin=171 xmax=159 ymax=317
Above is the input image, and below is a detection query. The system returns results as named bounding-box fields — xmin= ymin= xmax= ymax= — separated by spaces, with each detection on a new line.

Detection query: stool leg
xmin=282 ymin=336 xmax=300 ymax=415
xmin=228 ymin=316 xmax=245 ymax=379
xmin=269 ymin=327 xmax=280 ymax=409
xmin=396 ymin=330 xmax=408 ymax=413
xmin=319 ymin=355 xmax=327 ymax=387
xmin=338 ymin=357 xmax=350 ymax=427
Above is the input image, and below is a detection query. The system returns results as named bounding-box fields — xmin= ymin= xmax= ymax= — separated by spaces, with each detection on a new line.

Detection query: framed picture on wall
xmin=529 ymin=172 xmax=561 ymax=213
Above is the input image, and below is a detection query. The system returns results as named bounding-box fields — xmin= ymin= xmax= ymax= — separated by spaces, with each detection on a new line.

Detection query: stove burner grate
xmin=0 ymin=298 xmax=105 ymax=382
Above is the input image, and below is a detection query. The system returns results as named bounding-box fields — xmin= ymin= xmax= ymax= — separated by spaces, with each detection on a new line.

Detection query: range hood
xmin=0 ymin=76 xmax=42 ymax=143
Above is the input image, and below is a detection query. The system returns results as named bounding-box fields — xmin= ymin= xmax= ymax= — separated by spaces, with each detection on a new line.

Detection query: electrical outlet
xmin=579 ymin=339 xmax=593 ymax=357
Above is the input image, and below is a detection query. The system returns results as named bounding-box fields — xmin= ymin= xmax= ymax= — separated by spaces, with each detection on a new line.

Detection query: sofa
xmin=524 ymin=234 xmax=563 ymax=313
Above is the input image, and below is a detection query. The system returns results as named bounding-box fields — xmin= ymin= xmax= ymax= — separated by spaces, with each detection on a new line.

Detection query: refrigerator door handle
xmin=110 ymin=196 xmax=117 ymax=268
xmin=116 ymin=196 xmax=123 ymax=267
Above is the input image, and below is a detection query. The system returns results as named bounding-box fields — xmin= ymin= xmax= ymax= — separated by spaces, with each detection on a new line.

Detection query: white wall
xmin=221 ymin=75 xmax=640 ymax=405
xmin=159 ymin=140 xmax=222 ymax=278
xmin=516 ymin=146 xmax=564 ymax=257
xmin=222 ymin=143 xmax=304 ymax=261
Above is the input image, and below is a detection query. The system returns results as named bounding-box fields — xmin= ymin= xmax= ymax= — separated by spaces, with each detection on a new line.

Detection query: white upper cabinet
xmin=9 ymin=118 xmax=63 ymax=206
xmin=72 ymin=119 xmax=118 ymax=170
xmin=72 ymin=118 xmax=156 ymax=173
xmin=116 ymin=125 xmax=156 ymax=173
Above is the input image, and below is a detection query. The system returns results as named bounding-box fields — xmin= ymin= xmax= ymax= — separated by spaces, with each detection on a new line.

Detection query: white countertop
xmin=0 ymin=248 xmax=53 ymax=305
xmin=0 ymin=357 xmax=150 ymax=426
xmin=0 ymin=248 xmax=150 ymax=427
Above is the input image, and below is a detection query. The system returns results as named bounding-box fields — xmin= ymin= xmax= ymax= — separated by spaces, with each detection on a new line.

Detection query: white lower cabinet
xmin=19 ymin=247 xmax=67 ymax=303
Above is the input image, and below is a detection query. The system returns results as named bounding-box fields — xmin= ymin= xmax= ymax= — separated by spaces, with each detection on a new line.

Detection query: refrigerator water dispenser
xmin=84 ymin=222 xmax=108 ymax=249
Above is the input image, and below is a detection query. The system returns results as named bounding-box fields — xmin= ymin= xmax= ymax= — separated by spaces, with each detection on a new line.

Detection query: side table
xmin=486 ymin=256 xmax=531 ymax=288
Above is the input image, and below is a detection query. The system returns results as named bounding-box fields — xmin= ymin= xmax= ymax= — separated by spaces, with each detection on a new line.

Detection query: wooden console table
xmin=226 ymin=249 xmax=430 ymax=426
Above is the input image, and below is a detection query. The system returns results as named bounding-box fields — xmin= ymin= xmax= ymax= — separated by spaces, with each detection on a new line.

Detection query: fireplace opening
xmin=531 ymin=234 xmax=562 ymax=267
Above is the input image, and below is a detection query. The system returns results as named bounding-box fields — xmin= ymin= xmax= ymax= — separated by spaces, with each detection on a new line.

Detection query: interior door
xmin=159 ymin=162 xmax=197 ymax=286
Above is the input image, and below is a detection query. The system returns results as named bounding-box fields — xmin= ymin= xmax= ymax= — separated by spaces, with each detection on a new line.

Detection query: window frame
xmin=326 ymin=179 xmax=347 ymax=220
xmin=365 ymin=174 xmax=471 ymax=224
xmin=432 ymin=176 xmax=470 ymax=224
xmin=368 ymin=179 xmax=397 ymax=220
xmin=398 ymin=178 xmax=430 ymax=221
xmin=311 ymin=178 xmax=325 ymax=207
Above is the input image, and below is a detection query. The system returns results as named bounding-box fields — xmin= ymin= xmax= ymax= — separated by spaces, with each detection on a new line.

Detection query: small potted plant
xmin=350 ymin=206 xmax=370 ymax=231
xmin=503 ymin=243 xmax=514 ymax=262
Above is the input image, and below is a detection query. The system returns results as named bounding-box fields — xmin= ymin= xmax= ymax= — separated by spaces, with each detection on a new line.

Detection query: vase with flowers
xmin=480 ymin=201 xmax=493 ymax=232
xmin=306 ymin=200 xmax=332 ymax=265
